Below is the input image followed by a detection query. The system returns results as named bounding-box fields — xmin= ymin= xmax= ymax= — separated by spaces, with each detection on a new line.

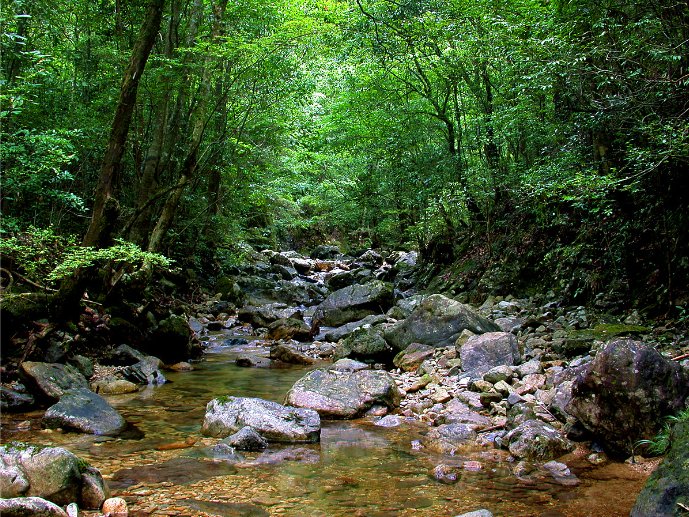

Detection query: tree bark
xmin=82 ymin=0 xmax=165 ymax=249
xmin=53 ymin=0 xmax=165 ymax=320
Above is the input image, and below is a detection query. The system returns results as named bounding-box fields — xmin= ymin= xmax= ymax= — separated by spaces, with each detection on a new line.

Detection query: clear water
xmin=1 ymin=340 xmax=651 ymax=516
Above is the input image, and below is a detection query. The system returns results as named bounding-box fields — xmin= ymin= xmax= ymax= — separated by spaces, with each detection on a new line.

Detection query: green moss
xmin=568 ymin=323 xmax=649 ymax=342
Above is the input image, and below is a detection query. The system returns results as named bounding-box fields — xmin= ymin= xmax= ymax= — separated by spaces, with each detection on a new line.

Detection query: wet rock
xmin=201 ymin=396 xmax=321 ymax=442
xmin=91 ymin=377 xmax=139 ymax=395
xmin=43 ymin=388 xmax=127 ymax=436
xmin=312 ymin=280 xmax=394 ymax=327
xmin=0 ymin=497 xmax=69 ymax=517
xmin=375 ymin=415 xmax=402 ymax=428
xmin=327 ymin=268 xmax=373 ymax=291
xmin=504 ymin=419 xmax=574 ymax=461
xmin=221 ymin=426 xmax=269 ymax=451
xmin=19 ymin=362 xmax=89 ymax=402
xmin=0 ymin=443 xmax=108 ymax=508
xmin=631 ymin=420 xmax=689 ymax=517
xmin=423 ymin=423 xmax=479 ymax=454
xmin=393 ymin=343 xmax=435 ymax=372
xmin=122 ymin=357 xmax=166 ymax=386
xmin=168 ymin=361 xmax=194 ymax=371
xmin=454 ymin=510 xmax=493 ymax=517
xmin=542 ymin=460 xmax=580 ymax=486
xmin=238 ymin=304 xmax=302 ymax=328
xmin=235 ymin=355 xmax=271 ymax=368
xmin=270 ymin=342 xmax=316 ymax=365
xmin=354 ymin=249 xmax=384 ymax=267
xmin=323 ymin=314 xmax=388 ymax=342
xmin=0 ymin=385 xmax=35 ymax=412
xmin=459 ymin=332 xmax=520 ymax=377
xmin=266 ymin=318 xmax=311 ymax=341
xmin=329 ymin=358 xmax=370 ymax=372
xmin=385 ymin=295 xmax=500 ymax=351
xmin=566 ymin=339 xmax=689 ymax=456
xmin=432 ymin=464 xmax=461 ymax=484
xmin=333 ymin=325 xmax=392 ymax=363
xmin=285 ymin=368 xmax=401 ymax=419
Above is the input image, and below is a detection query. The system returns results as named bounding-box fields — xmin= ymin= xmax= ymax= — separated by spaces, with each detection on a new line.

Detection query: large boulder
xmin=149 ymin=314 xmax=196 ymax=362
xmin=0 ymin=443 xmax=108 ymax=508
xmin=19 ymin=362 xmax=89 ymax=402
xmin=384 ymin=295 xmax=500 ymax=351
xmin=310 ymin=245 xmax=341 ymax=260
xmin=566 ymin=339 xmax=689 ymax=456
xmin=503 ymin=419 xmax=574 ymax=461
xmin=201 ymin=396 xmax=321 ymax=443
xmin=312 ymin=280 xmax=394 ymax=328
xmin=631 ymin=420 xmax=689 ymax=517
xmin=327 ymin=268 xmax=374 ymax=291
xmin=323 ymin=314 xmax=387 ymax=343
xmin=0 ymin=497 xmax=68 ymax=517
xmin=285 ymin=368 xmax=401 ymax=419
xmin=459 ymin=332 xmax=521 ymax=377
xmin=42 ymin=388 xmax=127 ymax=436
xmin=332 ymin=326 xmax=392 ymax=363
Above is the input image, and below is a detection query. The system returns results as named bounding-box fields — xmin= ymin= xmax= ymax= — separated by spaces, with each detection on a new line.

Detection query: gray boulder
xmin=0 ymin=497 xmax=68 ymax=517
xmin=566 ymin=339 xmax=689 ymax=455
xmin=323 ymin=314 xmax=387 ymax=342
xmin=459 ymin=332 xmax=521 ymax=377
xmin=221 ymin=426 xmax=269 ymax=451
xmin=122 ymin=357 xmax=166 ymax=386
xmin=42 ymin=388 xmax=127 ymax=436
xmin=0 ymin=443 xmax=108 ymax=508
xmin=329 ymin=358 xmax=370 ymax=372
xmin=201 ymin=396 xmax=321 ymax=443
xmin=19 ymin=362 xmax=88 ymax=402
xmin=327 ymin=268 xmax=374 ymax=291
xmin=384 ymin=294 xmax=500 ymax=351
xmin=631 ymin=420 xmax=689 ymax=517
xmin=312 ymin=280 xmax=394 ymax=328
xmin=332 ymin=326 xmax=392 ymax=363
xmin=503 ymin=419 xmax=574 ymax=461
xmin=285 ymin=368 xmax=401 ymax=419
xmin=235 ymin=355 xmax=271 ymax=368
xmin=150 ymin=314 xmax=195 ymax=362
xmin=310 ymin=245 xmax=341 ymax=259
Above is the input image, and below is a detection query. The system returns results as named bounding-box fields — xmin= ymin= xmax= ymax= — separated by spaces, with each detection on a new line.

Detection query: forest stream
xmin=2 ymin=246 xmax=666 ymax=517
xmin=1 ymin=334 xmax=653 ymax=517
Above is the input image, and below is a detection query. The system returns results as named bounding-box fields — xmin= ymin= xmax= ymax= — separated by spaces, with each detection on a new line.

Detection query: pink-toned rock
xmin=102 ymin=497 xmax=128 ymax=516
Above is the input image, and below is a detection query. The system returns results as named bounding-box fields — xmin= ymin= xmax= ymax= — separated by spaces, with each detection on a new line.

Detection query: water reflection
xmin=1 ymin=345 xmax=649 ymax=516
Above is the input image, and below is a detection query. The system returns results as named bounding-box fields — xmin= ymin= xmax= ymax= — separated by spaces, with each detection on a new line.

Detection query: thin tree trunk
xmin=82 ymin=0 xmax=165 ymax=249
xmin=53 ymin=0 xmax=165 ymax=319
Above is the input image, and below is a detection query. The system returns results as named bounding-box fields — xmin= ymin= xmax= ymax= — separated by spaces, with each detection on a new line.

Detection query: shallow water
xmin=1 ymin=341 xmax=652 ymax=517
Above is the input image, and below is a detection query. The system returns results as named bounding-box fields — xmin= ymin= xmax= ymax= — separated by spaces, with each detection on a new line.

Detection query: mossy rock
xmin=567 ymin=323 xmax=649 ymax=343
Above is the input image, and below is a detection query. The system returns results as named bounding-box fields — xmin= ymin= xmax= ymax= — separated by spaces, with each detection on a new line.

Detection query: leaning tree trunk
xmin=53 ymin=0 xmax=165 ymax=319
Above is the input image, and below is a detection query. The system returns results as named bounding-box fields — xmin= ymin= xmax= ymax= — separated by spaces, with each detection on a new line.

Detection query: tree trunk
xmin=82 ymin=0 xmax=165 ymax=249
xmin=53 ymin=0 xmax=165 ymax=319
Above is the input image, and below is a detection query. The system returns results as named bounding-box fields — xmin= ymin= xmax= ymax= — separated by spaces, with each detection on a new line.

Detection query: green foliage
xmin=637 ymin=408 xmax=689 ymax=456
xmin=0 ymin=226 xmax=171 ymax=287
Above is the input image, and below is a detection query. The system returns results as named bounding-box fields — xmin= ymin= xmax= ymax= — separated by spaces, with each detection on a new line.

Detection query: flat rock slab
xmin=43 ymin=388 xmax=127 ymax=436
xmin=20 ymin=362 xmax=89 ymax=402
xmin=285 ymin=368 xmax=401 ymax=419
xmin=201 ymin=396 xmax=321 ymax=443
xmin=312 ymin=280 xmax=393 ymax=327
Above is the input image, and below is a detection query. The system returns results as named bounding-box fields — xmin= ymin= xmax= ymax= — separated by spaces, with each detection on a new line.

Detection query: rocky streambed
xmin=2 ymin=246 xmax=688 ymax=516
